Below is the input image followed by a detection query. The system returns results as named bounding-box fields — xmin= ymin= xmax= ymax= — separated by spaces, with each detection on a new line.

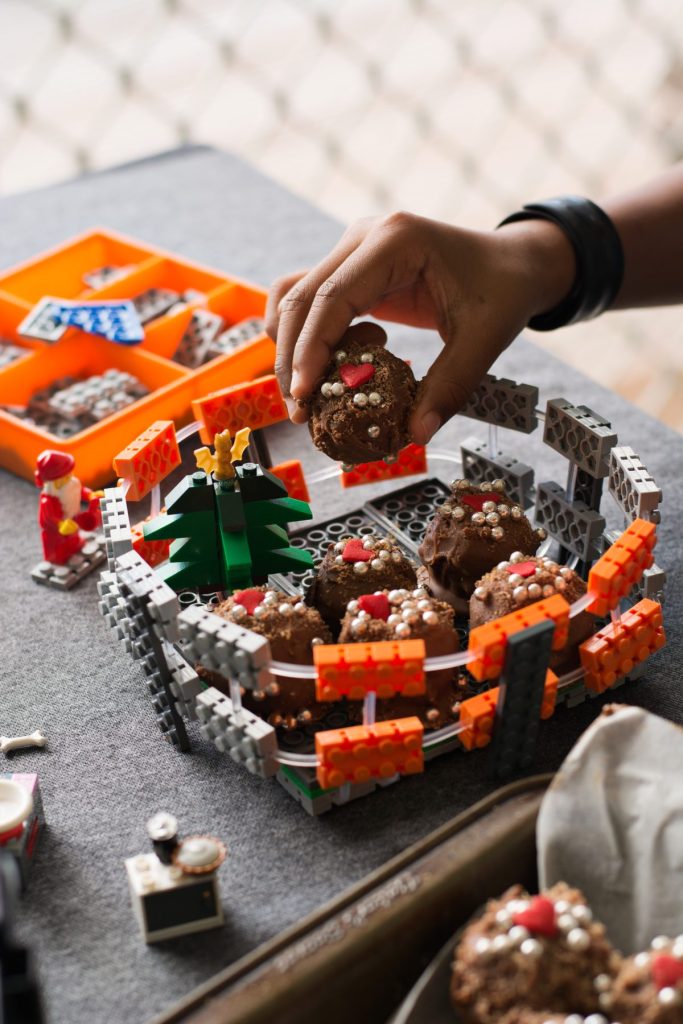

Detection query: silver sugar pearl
xmin=527 ymin=583 xmax=543 ymax=599
xmin=278 ymin=603 xmax=293 ymax=616
xmin=368 ymin=392 xmax=382 ymax=406
xmin=263 ymin=592 xmax=278 ymax=606
xmin=486 ymin=512 xmax=500 ymax=525
xmin=543 ymin=585 xmax=556 ymax=597
xmin=294 ymin=602 xmax=307 ymax=614
xmin=453 ymin=506 xmax=466 ymax=520
xmin=482 ymin=501 xmax=497 ymax=513
xmin=491 ymin=478 xmax=505 ymax=491
xmin=508 ymin=573 xmax=523 ymax=585
xmin=510 ymin=551 xmax=524 ymax=562
xmin=491 ymin=934 xmax=511 ymax=954
xmin=360 ymin=351 xmax=374 ymax=363
xmin=353 ymin=562 xmax=369 ymax=574
xmin=422 ymin=610 xmax=439 ymax=626
xmin=651 ymin=935 xmax=671 ymax=950
xmin=335 ymin=350 xmax=347 ymax=363
xmin=334 ymin=555 xmax=344 ymax=565
xmin=253 ymin=605 xmax=267 ymax=618
xmin=311 ymin=636 xmax=324 ymax=646
xmin=389 ymin=589 xmax=406 ymax=602
xmin=491 ymin=526 xmax=504 ymax=539
xmin=536 ymin=527 xmax=547 ymax=539
xmin=520 ymin=938 xmax=543 ymax=958
xmin=363 ymin=538 xmax=375 ymax=549
xmin=672 ymin=940 xmax=683 ymax=959
xmin=367 ymin=424 xmax=380 ymax=437
xmin=334 ymin=541 xmax=345 ymax=553
xmin=471 ymin=512 xmax=485 ymax=525
xmin=558 ymin=913 xmax=577 ymax=933
xmin=412 ymin=587 xmax=428 ymax=598
xmin=585 ymin=1016 xmax=609 ymax=1024
xmin=474 ymin=936 xmax=492 ymax=958
xmin=555 ymin=578 xmax=567 ymax=592
xmin=497 ymin=504 xmax=510 ymax=517
xmin=331 ymin=381 xmax=345 ymax=396
xmin=566 ymin=927 xmax=590 ymax=951
xmin=495 ymin=909 xmax=513 ymax=928
xmin=379 ymin=549 xmax=391 ymax=561
xmin=391 ymin=551 xmax=402 ymax=562
xmin=371 ymin=558 xmax=383 ymax=570
xmin=510 ymin=506 xmax=523 ymax=519
xmin=513 ymin=586 xmax=527 ymax=603
xmin=480 ymin=482 xmax=492 ymax=491
xmin=509 ymin=925 xmax=530 ymax=944
xmin=321 ymin=382 xmax=333 ymax=397
xmin=659 ymin=988 xmax=682 ymax=1006
xmin=474 ymin=587 xmax=487 ymax=600
xmin=634 ymin=951 xmax=651 ymax=967
xmin=387 ymin=614 xmax=401 ymax=626
xmin=554 ymin=900 xmax=571 ymax=914
xmin=351 ymin=617 xmax=368 ymax=635
xmin=571 ymin=904 xmax=593 ymax=926
xmin=347 ymin=599 xmax=359 ymax=613
xmin=497 ymin=561 xmax=510 ymax=570
xmin=231 ymin=604 xmax=247 ymax=621
xmin=402 ymin=610 xmax=420 ymax=625
xmin=395 ymin=622 xmax=411 ymax=638
xmin=560 ymin=567 xmax=574 ymax=578
xmin=353 ymin=392 xmax=368 ymax=408
xmin=594 ymin=974 xmax=611 ymax=992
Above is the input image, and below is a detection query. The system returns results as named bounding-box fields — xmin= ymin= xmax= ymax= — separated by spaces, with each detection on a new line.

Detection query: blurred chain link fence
xmin=2 ymin=0 xmax=683 ymax=429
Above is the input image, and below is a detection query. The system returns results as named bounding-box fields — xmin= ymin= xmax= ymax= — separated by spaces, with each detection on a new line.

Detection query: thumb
xmin=409 ymin=338 xmax=497 ymax=445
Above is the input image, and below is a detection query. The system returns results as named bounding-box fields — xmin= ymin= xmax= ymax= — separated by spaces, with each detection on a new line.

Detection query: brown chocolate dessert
xmin=307 ymin=326 xmax=417 ymax=465
xmin=198 ymin=586 xmax=332 ymax=730
xmin=419 ymin=479 xmax=544 ymax=612
xmin=450 ymin=883 xmax=620 ymax=1023
xmin=469 ymin=554 xmax=595 ymax=671
xmin=610 ymin=938 xmax=683 ymax=1023
xmin=307 ymin=534 xmax=418 ymax=634
xmin=338 ymin=586 xmax=461 ymax=727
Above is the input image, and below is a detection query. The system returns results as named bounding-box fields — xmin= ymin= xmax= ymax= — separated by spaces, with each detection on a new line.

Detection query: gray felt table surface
xmin=2 ymin=146 xmax=681 ymax=1024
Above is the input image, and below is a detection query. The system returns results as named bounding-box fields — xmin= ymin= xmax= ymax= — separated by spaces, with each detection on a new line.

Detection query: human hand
xmin=58 ymin=518 xmax=79 ymax=536
xmin=267 ymin=212 xmax=574 ymax=443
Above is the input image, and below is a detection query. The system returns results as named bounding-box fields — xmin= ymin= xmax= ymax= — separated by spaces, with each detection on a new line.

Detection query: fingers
xmin=409 ymin=329 xmax=505 ymax=445
xmin=271 ymin=220 xmax=373 ymax=417
xmin=290 ymin=228 xmax=421 ymax=399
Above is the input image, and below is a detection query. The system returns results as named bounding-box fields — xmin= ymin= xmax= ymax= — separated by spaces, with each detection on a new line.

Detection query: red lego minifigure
xmin=35 ymin=450 xmax=103 ymax=564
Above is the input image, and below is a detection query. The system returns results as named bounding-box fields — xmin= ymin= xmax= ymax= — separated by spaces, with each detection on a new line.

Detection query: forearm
xmin=603 ymin=163 xmax=683 ymax=308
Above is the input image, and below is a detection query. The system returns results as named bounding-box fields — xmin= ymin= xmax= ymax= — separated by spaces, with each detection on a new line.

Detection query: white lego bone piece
xmin=0 ymin=731 xmax=47 ymax=755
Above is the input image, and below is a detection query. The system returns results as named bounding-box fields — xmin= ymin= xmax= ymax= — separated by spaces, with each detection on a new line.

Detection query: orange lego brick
xmin=270 ymin=459 xmax=310 ymax=503
xmin=339 ymin=443 xmax=427 ymax=489
xmin=467 ymin=594 xmax=571 ymax=682
xmin=315 ymin=716 xmax=424 ymax=789
xmin=192 ymin=374 xmax=287 ymax=446
xmin=579 ymin=598 xmax=665 ymax=693
xmin=540 ymin=670 xmax=559 ymax=720
xmin=113 ymin=420 xmax=181 ymax=502
xmin=587 ymin=519 xmax=657 ymax=616
xmin=131 ymin=520 xmax=170 ymax=568
xmin=313 ymin=639 xmax=426 ymax=701
xmin=458 ymin=688 xmax=499 ymax=750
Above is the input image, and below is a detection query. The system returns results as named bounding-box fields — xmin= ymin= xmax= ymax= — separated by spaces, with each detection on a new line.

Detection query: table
xmin=3 ymin=146 xmax=681 ymax=1024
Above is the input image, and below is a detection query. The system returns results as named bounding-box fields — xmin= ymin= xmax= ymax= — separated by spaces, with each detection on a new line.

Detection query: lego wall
xmin=2 ymin=147 xmax=681 ymax=1024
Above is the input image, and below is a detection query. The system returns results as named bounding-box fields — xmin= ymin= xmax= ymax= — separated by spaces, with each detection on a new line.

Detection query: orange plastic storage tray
xmin=0 ymin=228 xmax=275 ymax=487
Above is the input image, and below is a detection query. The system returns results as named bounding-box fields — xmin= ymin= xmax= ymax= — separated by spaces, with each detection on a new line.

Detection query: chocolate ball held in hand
xmin=418 ymin=479 xmax=544 ymax=612
xmin=307 ymin=322 xmax=417 ymax=465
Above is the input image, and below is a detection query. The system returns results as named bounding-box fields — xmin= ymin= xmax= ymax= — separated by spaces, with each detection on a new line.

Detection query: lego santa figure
xmin=35 ymin=449 xmax=103 ymax=564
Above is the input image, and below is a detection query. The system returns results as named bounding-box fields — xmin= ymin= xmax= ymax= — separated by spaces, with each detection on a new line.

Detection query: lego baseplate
xmin=31 ymin=533 xmax=106 ymax=590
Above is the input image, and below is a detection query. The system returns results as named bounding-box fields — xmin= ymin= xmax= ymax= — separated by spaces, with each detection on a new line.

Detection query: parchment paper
xmin=538 ymin=706 xmax=683 ymax=953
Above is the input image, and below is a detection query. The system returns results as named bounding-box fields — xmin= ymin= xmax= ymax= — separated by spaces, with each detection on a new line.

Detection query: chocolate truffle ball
xmin=469 ymin=554 xmax=595 ymax=671
xmin=198 ymin=586 xmax=332 ymax=730
xmin=308 ymin=325 xmax=417 ymax=465
xmin=307 ymin=534 xmax=418 ymax=634
xmin=610 ymin=938 xmax=683 ymax=1024
xmin=337 ymin=586 xmax=461 ymax=727
xmin=450 ymin=883 xmax=620 ymax=1023
xmin=419 ymin=479 xmax=543 ymax=612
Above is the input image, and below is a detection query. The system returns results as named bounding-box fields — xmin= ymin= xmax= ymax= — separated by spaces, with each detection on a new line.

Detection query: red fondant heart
xmin=513 ymin=896 xmax=558 ymax=937
xmin=358 ymin=593 xmax=390 ymax=620
xmin=339 ymin=363 xmax=375 ymax=388
xmin=342 ymin=539 xmax=374 ymax=563
xmin=507 ymin=561 xmax=537 ymax=579
xmin=652 ymin=955 xmax=683 ymax=991
xmin=234 ymin=588 xmax=264 ymax=615
xmin=461 ymin=493 xmax=489 ymax=512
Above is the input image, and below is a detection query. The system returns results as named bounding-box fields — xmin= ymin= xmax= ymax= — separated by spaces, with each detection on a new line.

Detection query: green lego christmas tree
xmin=144 ymin=428 xmax=314 ymax=591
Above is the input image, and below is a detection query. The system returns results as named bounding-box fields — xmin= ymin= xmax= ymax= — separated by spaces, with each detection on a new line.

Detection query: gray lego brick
xmin=82 ymin=263 xmax=134 ymax=288
xmin=534 ymin=481 xmax=606 ymax=563
xmin=195 ymin=686 xmax=278 ymax=777
xmin=608 ymin=446 xmax=662 ymax=523
xmin=458 ymin=373 xmax=539 ymax=433
xmin=178 ymin=604 xmax=274 ymax=691
xmin=132 ymin=287 xmax=180 ymax=323
xmin=543 ymin=398 xmax=617 ymax=478
xmin=206 ymin=316 xmax=266 ymax=359
xmin=31 ymin=534 xmax=106 ymax=590
xmin=638 ymin=563 xmax=667 ymax=604
xmin=100 ymin=487 xmax=132 ymax=570
xmin=172 ymin=308 xmax=224 ymax=368
xmin=460 ymin=437 xmax=535 ymax=508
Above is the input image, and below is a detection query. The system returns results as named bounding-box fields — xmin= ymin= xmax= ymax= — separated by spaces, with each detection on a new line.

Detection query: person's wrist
xmin=495 ymin=219 xmax=577 ymax=320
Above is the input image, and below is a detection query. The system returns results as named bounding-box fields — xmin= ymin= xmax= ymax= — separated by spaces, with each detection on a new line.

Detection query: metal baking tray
xmin=154 ymin=774 xmax=550 ymax=1024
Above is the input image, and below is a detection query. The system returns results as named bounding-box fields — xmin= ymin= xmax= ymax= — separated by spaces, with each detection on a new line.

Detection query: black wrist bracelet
xmin=498 ymin=196 xmax=624 ymax=331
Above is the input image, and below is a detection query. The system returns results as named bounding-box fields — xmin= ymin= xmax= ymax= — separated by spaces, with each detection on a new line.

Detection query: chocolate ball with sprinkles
xmin=306 ymin=534 xmax=418 ymax=634
xmin=610 ymin=937 xmax=683 ymax=1024
xmin=307 ymin=322 xmax=417 ymax=465
xmin=418 ymin=479 xmax=544 ymax=612
xmin=450 ymin=882 xmax=620 ymax=1023
xmin=198 ymin=586 xmax=332 ymax=730
xmin=469 ymin=554 xmax=595 ymax=671
xmin=338 ymin=587 xmax=464 ymax=727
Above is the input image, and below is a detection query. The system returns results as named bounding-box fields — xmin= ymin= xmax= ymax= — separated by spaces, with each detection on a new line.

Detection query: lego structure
xmin=97 ymin=368 xmax=666 ymax=816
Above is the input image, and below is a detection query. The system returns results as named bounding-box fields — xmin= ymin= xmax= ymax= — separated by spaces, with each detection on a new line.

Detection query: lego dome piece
xmin=308 ymin=323 xmax=417 ymax=465
xmin=0 ymin=778 xmax=33 ymax=834
xmin=34 ymin=448 xmax=76 ymax=485
xmin=307 ymin=533 xmax=418 ymax=634
xmin=419 ymin=479 xmax=543 ymax=611
xmin=173 ymin=835 xmax=226 ymax=875
xmin=450 ymin=882 xmax=620 ymax=1023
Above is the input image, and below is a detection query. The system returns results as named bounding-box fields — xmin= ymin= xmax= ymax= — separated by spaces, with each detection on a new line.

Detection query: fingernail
xmin=285 ymin=397 xmax=298 ymax=419
xmin=290 ymin=372 xmax=302 ymax=397
xmin=420 ymin=411 xmax=441 ymax=443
